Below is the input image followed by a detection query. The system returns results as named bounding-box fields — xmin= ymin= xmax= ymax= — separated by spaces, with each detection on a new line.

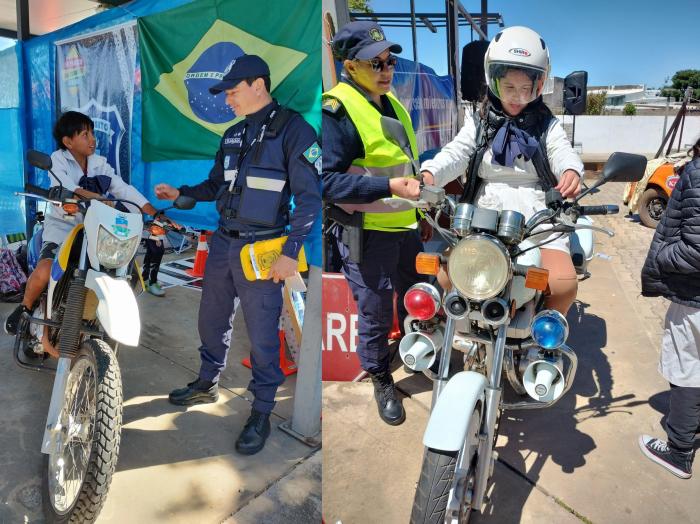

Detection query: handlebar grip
xmin=579 ymin=205 xmax=619 ymax=215
xmin=24 ymin=183 xmax=50 ymax=198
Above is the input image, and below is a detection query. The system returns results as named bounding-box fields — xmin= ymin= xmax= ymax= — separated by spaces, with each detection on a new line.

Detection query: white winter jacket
xmin=421 ymin=111 xmax=584 ymax=253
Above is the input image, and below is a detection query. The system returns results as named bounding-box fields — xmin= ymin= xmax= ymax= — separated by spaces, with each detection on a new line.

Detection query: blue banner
xmin=56 ymin=23 xmax=138 ymax=183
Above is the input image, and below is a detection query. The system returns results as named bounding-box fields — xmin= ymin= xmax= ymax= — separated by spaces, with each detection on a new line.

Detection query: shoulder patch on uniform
xmin=302 ymin=142 xmax=322 ymax=175
xmin=303 ymin=142 xmax=321 ymax=163
xmin=322 ymin=98 xmax=342 ymax=114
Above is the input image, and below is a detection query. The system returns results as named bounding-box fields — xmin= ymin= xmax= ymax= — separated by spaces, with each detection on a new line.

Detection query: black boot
xmin=4 ymin=304 xmax=32 ymax=336
xmin=370 ymin=371 xmax=406 ymax=426
xmin=168 ymin=378 xmax=218 ymax=406
xmin=235 ymin=409 xmax=271 ymax=455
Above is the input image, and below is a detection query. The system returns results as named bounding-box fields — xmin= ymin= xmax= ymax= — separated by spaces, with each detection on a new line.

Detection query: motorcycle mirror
xmin=601 ymin=152 xmax=647 ymax=183
xmin=27 ymin=149 xmax=52 ymax=170
xmin=173 ymin=195 xmax=196 ymax=210
xmin=563 ymin=71 xmax=588 ymax=115
xmin=381 ymin=116 xmax=413 ymax=161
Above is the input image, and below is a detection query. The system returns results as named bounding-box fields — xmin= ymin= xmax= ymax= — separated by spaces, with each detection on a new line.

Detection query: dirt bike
xmin=378 ymin=117 xmax=646 ymax=523
xmin=11 ymin=150 xmax=194 ymax=523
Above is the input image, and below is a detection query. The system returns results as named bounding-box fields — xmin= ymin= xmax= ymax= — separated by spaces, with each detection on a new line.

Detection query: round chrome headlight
xmin=447 ymin=235 xmax=511 ymax=301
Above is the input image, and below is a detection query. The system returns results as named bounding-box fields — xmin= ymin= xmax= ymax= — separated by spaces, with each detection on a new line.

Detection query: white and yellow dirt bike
xmin=378 ymin=117 xmax=646 ymax=524
xmin=11 ymin=150 xmax=194 ymax=523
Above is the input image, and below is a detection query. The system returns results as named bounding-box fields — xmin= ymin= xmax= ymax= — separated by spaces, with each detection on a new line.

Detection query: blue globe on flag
xmin=185 ymin=41 xmax=244 ymax=124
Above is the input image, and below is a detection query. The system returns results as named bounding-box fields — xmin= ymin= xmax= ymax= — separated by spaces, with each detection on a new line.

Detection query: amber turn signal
xmin=525 ymin=267 xmax=549 ymax=291
xmin=62 ymin=203 xmax=79 ymax=215
xmin=415 ymin=253 xmax=440 ymax=275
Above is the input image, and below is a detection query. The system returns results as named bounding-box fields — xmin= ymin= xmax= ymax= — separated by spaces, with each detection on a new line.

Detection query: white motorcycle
xmin=12 ymin=150 xmax=194 ymax=523
xmin=378 ymin=118 xmax=646 ymax=523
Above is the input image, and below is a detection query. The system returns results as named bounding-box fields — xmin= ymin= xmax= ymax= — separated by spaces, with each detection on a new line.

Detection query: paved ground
xmin=0 ymin=252 xmax=320 ymax=523
xmin=323 ymin=179 xmax=700 ymax=524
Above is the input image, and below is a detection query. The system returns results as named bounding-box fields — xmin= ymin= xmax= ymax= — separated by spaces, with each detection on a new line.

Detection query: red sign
xmin=666 ymin=175 xmax=679 ymax=191
xmin=322 ymin=272 xmax=364 ymax=381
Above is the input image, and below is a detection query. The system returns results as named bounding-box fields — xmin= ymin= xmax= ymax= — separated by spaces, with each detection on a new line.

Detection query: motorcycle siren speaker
xmin=523 ymin=358 xmax=565 ymax=402
xmin=399 ymin=328 xmax=444 ymax=372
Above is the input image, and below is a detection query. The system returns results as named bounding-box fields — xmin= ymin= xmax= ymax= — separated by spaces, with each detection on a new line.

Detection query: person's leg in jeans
xmin=667 ymin=383 xmax=700 ymax=452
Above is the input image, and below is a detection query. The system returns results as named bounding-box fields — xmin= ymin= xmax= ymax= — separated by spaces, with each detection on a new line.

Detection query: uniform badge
xmin=303 ymin=142 xmax=321 ymax=164
xmin=369 ymin=28 xmax=384 ymax=41
xmin=224 ymin=155 xmax=230 ymax=169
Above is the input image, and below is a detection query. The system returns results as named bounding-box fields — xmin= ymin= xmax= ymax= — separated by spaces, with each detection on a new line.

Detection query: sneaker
xmin=4 ymin=304 xmax=31 ymax=336
xmin=147 ymin=282 xmax=165 ymax=297
xmin=638 ymin=435 xmax=693 ymax=479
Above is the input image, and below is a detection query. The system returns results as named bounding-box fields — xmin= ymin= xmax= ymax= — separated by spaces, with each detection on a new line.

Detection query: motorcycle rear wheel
xmin=41 ymin=338 xmax=123 ymax=523
xmin=410 ymin=404 xmax=482 ymax=524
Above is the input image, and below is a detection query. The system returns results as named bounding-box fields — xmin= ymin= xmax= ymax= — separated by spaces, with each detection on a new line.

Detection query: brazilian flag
xmin=139 ymin=0 xmax=320 ymax=161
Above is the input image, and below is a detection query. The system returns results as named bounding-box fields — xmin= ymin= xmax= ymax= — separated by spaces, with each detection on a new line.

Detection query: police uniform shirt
xmin=322 ymin=79 xmax=401 ymax=204
xmin=178 ymin=100 xmax=321 ymax=259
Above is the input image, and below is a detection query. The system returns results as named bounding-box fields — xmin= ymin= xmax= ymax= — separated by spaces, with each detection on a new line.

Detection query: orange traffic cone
xmin=242 ymin=330 xmax=298 ymax=376
xmin=389 ymin=292 xmax=401 ymax=340
xmin=186 ymin=231 xmax=209 ymax=277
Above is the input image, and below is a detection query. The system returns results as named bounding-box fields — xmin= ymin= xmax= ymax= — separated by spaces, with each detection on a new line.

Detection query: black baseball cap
xmin=332 ymin=21 xmax=402 ymax=61
xmin=209 ymin=54 xmax=270 ymax=94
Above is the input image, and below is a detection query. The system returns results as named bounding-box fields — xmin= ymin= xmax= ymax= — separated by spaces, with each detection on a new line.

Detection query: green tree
xmin=586 ymin=91 xmax=607 ymax=115
xmin=671 ymin=69 xmax=700 ymax=91
xmin=623 ymin=103 xmax=636 ymax=115
xmin=349 ymin=0 xmax=372 ymax=13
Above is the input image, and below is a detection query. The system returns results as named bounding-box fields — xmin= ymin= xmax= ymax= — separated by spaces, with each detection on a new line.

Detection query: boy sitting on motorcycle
xmin=4 ymin=111 xmax=166 ymax=341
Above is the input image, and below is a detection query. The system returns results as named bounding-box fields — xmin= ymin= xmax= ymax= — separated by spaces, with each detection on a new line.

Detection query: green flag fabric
xmin=139 ymin=0 xmax=320 ymax=161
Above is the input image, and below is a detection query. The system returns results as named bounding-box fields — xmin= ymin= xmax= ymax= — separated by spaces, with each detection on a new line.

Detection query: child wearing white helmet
xmin=422 ymin=26 xmax=584 ymax=315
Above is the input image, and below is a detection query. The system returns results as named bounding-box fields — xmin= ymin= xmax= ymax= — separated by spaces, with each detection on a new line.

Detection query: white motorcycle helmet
xmin=484 ymin=26 xmax=550 ymax=106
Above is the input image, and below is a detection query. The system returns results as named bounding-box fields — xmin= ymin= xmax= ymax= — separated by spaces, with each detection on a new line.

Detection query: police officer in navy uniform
xmin=323 ymin=22 xmax=430 ymax=426
xmin=155 ymin=54 xmax=321 ymax=455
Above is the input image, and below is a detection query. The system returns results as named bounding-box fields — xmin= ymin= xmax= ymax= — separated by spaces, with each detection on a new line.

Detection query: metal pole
xmin=480 ymin=0 xmax=488 ymax=39
xmin=410 ymin=0 xmax=418 ymax=63
xmin=661 ymin=96 xmax=670 ymax=142
xmin=279 ymin=265 xmax=322 ymax=447
xmin=16 ymin=0 xmax=34 ymax=239
xmin=571 ymin=115 xmax=576 ymax=149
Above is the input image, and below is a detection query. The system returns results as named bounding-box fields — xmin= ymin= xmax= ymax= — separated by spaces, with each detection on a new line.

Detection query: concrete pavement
xmin=0 ymin=261 xmax=320 ymax=523
xmin=322 ymin=180 xmax=700 ymax=524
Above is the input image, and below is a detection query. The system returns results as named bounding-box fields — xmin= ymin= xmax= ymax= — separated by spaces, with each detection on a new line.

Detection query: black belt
xmin=219 ymin=226 xmax=285 ymax=239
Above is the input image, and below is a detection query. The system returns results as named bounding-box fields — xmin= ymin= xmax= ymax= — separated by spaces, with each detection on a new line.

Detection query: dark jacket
xmin=641 ymin=156 xmax=700 ymax=308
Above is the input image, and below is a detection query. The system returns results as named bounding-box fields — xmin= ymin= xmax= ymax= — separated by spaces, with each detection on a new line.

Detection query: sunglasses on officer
xmin=354 ymin=54 xmax=398 ymax=73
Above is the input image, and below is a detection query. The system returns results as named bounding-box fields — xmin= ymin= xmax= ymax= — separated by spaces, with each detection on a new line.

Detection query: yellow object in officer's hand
xmin=240 ymin=236 xmax=307 ymax=281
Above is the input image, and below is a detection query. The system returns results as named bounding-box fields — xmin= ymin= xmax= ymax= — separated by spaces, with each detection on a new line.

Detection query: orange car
xmin=624 ymin=159 xmax=682 ymax=228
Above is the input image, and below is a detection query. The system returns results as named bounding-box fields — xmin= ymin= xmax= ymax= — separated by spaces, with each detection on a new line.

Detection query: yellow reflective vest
xmin=324 ymin=82 xmax=419 ymax=231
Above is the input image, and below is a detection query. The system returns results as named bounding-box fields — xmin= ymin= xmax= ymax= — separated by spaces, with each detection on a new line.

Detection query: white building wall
xmin=560 ymin=115 xmax=700 ymax=161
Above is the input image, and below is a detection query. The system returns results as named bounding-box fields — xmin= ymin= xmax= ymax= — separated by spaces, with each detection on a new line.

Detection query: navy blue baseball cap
xmin=332 ymin=21 xmax=402 ymax=61
xmin=209 ymin=54 xmax=270 ymax=94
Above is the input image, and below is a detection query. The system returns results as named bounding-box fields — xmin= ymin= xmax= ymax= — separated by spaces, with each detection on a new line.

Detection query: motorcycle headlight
xmin=530 ymin=310 xmax=569 ymax=349
xmin=97 ymin=225 xmax=140 ymax=269
xmin=447 ymin=235 xmax=511 ymax=300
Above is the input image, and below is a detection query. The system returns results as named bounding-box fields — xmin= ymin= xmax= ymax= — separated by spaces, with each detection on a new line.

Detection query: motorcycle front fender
xmin=423 ymin=371 xmax=488 ymax=452
xmin=85 ymin=269 xmax=140 ymax=346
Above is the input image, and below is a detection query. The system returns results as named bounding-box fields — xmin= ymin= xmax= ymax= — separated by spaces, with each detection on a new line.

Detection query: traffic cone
xmin=186 ymin=231 xmax=209 ymax=277
xmin=242 ymin=329 xmax=298 ymax=376
xmin=389 ymin=292 xmax=401 ymax=340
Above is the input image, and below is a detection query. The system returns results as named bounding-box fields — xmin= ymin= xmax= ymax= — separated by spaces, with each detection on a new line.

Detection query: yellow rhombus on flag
xmin=155 ymin=19 xmax=306 ymax=136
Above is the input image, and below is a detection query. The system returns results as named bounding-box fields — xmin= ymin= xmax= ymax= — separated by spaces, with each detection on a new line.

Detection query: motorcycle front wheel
xmin=410 ymin=404 xmax=482 ymax=524
xmin=41 ymin=338 xmax=123 ymax=523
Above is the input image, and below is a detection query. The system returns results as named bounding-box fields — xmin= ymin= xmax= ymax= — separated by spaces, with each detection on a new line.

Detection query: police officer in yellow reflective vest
xmin=323 ymin=21 xmax=429 ymax=426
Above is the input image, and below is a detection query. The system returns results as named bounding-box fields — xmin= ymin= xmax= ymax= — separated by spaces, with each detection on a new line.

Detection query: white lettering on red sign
xmin=324 ymin=313 xmax=358 ymax=352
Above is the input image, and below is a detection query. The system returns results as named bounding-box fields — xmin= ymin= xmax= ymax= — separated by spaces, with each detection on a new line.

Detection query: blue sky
xmin=362 ymin=0 xmax=699 ymax=88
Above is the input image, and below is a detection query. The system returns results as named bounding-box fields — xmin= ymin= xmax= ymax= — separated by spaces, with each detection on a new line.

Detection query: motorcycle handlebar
xmin=578 ymin=205 xmax=619 ymax=216
xmin=24 ymin=183 xmax=50 ymax=199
